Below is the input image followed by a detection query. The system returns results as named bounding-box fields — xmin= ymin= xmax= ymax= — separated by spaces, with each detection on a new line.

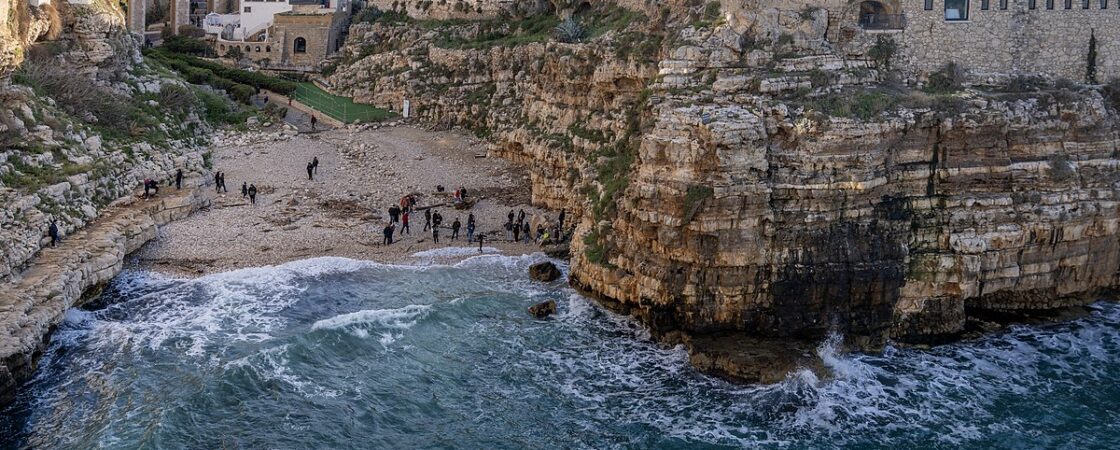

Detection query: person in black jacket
xmin=48 ymin=221 xmax=59 ymax=247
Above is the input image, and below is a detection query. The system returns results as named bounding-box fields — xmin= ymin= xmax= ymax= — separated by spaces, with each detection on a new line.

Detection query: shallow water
xmin=2 ymin=254 xmax=1119 ymax=449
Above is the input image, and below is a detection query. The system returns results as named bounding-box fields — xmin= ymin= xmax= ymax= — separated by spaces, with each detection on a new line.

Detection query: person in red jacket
xmin=401 ymin=211 xmax=410 ymax=235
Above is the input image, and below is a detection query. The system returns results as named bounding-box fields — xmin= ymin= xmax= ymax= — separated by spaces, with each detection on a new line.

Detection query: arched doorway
xmin=294 ymin=37 xmax=307 ymax=53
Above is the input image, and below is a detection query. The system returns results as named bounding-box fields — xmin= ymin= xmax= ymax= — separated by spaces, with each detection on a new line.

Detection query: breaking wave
xmin=2 ymin=255 xmax=1118 ymax=449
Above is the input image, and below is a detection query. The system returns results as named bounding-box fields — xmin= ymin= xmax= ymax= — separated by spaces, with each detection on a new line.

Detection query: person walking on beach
xmin=512 ymin=218 xmax=521 ymax=242
xmin=175 ymin=169 xmax=183 ymax=190
xmin=214 ymin=172 xmax=222 ymax=193
xmin=401 ymin=210 xmax=411 ymax=235
xmin=478 ymin=234 xmax=484 ymax=253
xmin=48 ymin=221 xmax=59 ymax=247
xmin=248 ymin=184 xmax=258 ymax=205
xmin=451 ymin=218 xmax=461 ymax=241
xmin=508 ymin=210 xmax=515 ymax=224
xmin=432 ymin=225 xmax=440 ymax=244
xmin=389 ymin=205 xmax=401 ymax=224
xmin=558 ymin=209 xmax=566 ymax=231
xmin=310 ymin=115 xmax=318 ymax=131
xmin=522 ymin=221 xmax=531 ymax=243
xmin=466 ymin=219 xmax=475 ymax=243
xmin=433 ymin=210 xmax=443 ymax=229
xmin=383 ymin=222 xmax=395 ymax=245
xmin=312 ymin=156 xmax=319 ymax=174
xmin=219 ymin=173 xmax=228 ymax=193
xmin=504 ymin=219 xmax=513 ymax=241
xmin=307 ymin=162 xmax=314 ymax=181
xmin=517 ymin=209 xmax=526 ymax=224
xmin=241 ymin=182 xmax=248 ymax=198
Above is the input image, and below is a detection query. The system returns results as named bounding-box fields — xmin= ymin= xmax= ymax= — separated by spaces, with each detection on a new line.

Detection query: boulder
xmin=528 ymin=261 xmax=561 ymax=282
xmin=528 ymin=300 xmax=557 ymax=319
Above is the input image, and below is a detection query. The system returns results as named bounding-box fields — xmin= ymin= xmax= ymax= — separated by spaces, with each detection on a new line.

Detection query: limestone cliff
xmin=326 ymin=0 xmax=1120 ymax=373
xmin=1 ymin=0 xmax=217 ymax=281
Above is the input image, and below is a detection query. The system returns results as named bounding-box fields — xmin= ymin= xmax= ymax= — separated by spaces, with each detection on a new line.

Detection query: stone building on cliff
xmin=832 ymin=0 xmax=1119 ymax=81
xmin=202 ymin=0 xmax=352 ymax=70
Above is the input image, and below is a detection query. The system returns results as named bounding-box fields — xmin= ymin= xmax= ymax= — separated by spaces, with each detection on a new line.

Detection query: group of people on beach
xmin=379 ymin=185 xmax=569 ymax=251
xmin=504 ymin=208 xmax=565 ymax=246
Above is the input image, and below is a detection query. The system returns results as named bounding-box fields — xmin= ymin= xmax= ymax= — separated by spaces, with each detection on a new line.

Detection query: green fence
xmin=291 ymin=82 xmax=394 ymax=124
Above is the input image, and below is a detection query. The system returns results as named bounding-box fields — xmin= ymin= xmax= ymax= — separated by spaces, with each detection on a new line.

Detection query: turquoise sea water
xmin=1 ymin=254 xmax=1118 ymax=449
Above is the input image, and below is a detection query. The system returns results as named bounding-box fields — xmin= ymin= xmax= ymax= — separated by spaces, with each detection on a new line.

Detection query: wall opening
xmin=946 ymin=0 xmax=970 ymax=20
xmin=294 ymin=37 xmax=307 ymax=53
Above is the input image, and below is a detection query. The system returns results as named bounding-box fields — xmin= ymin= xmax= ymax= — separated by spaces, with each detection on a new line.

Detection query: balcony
xmin=859 ymin=13 xmax=906 ymax=31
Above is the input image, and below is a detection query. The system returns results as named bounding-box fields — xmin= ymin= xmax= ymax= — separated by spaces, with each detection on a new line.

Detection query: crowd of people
xmin=379 ymin=186 xmax=569 ymax=251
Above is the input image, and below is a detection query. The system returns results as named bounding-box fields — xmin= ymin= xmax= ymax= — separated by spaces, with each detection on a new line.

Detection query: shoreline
xmin=0 ymin=182 xmax=210 ymax=407
xmin=133 ymin=124 xmax=564 ymax=278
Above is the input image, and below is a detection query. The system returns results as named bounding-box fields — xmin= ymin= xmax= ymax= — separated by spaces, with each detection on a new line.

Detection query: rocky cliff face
xmin=1 ymin=0 xmax=213 ymax=281
xmin=332 ymin=0 xmax=1120 ymax=370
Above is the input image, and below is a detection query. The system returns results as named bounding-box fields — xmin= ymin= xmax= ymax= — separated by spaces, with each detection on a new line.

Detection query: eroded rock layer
xmin=332 ymin=1 xmax=1120 ymax=351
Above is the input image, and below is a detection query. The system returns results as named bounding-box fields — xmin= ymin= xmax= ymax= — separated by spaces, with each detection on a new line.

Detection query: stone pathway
xmin=0 ymin=182 xmax=208 ymax=406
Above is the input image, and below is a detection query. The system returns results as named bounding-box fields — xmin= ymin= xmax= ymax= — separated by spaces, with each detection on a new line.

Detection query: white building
xmin=206 ymin=0 xmax=349 ymax=42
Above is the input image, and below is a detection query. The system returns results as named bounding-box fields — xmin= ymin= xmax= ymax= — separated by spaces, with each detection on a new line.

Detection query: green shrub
xmin=148 ymin=50 xmax=297 ymax=95
xmin=228 ymin=84 xmax=256 ymax=103
xmin=159 ymin=83 xmax=200 ymax=115
xmin=925 ymin=62 xmax=965 ymax=94
xmin=554 ymin=17 xmax=587 ymax=43
xmin=163 ymin=35 xmax=210 ymax=56
xmin=683 ymin=184 xmax=713 ymax=222
xmin=14 ymin=57 xmax=140 ymax=135
xmin=869 ymin=36 xmax=897 ymax=71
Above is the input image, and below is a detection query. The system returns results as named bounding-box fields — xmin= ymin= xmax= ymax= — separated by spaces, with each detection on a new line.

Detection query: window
xmin=1065 ymin=0 xmax=1072 ymax=8
xmin=1029 ymin=0 xmax=1037 ymax=9
xmin=925 ymin=0 xmax=933 ymax=10
xmin=946 ymin=0 xmax=970 ymax=20
xmin=1047 ymin=0 xmax=1055 ymax=9
xmin=266 ymin=45 xmax=271 ymax=52
xmin=981 ymin=0 xmax=990 ymax=9
xmin=1083 ymin=0 xmax=1090 ymax=7
xmin=244 ymin=6 xmax=251 ymax=12
xmin=294 ymin=37 xmax=307 ymax=53
xmin=244 ymin=46 xmax=250 ymax=52
xmin=1103 ymin=0 xmax=1109 ymax=9
xmin=1000 ymin=0 xmax=1008 ymax=9
xmin=255 ymin=46 xmax=261 ymax=52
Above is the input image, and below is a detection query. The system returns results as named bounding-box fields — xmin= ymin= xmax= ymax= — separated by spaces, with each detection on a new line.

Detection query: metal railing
xmin=859 ymin=13 xmax=906 ymax=30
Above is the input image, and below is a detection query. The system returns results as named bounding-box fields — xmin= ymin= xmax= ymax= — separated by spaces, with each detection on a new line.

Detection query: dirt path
xmin=135 ymin=124 xmax=559 ymax=276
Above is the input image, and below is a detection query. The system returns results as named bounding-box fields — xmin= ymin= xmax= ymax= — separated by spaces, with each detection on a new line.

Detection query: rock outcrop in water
xmin=529 ymin=261 xmax=562 ymax=282
xmin=327 ymin=1 xmax=1120 ymax=372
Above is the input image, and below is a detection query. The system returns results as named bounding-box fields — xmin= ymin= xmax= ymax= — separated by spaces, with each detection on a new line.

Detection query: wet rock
xmin=528 ymin=261 xmax=561 ymax=282
xmin=683 ymin=333 xmax=825 ymax=384
xmin=528 ymin=300 xmax=557 ymax=319
xmin=542 ymin=243 xmax=570 ymax=260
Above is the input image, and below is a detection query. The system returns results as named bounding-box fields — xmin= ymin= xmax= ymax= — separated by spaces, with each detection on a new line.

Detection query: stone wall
xmin=897 ymin=0 xmax=1120 ymax=81
xmin=366 ymin=0 xmax=553 ymax=20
